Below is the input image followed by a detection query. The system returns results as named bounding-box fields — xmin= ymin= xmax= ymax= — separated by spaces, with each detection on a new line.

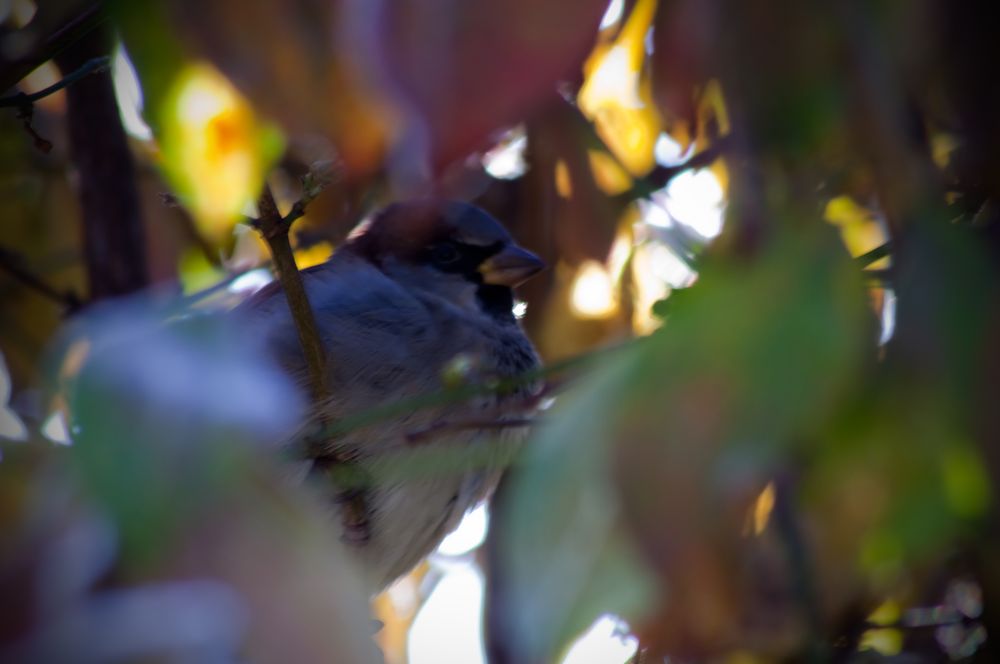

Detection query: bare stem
xmin=616 ymin=134 xmax=734 ymax=204
xmin=405 ymin=417 xmax=538 ymax=445
xmin=255 ymin=184 xmax=330 ymax=411
xmin=0 ymin=56 xmax=110 ymax=109
xmin=253 ymin=180 xmax=371 ymax=541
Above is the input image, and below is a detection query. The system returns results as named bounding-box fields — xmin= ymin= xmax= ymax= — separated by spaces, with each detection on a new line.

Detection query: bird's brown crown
xmin=347 ymin=200 xmax=512 ymax=263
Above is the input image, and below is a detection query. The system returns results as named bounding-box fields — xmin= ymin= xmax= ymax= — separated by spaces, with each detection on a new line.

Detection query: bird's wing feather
xmin=237 ymin=252 xmax=489 ymax=421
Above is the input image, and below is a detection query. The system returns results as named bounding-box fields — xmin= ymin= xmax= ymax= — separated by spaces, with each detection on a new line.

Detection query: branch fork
xmin=250 ymin=171 xmax=374 ymax=544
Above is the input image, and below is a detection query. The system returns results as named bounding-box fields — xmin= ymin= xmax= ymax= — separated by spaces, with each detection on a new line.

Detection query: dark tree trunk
xmin=55 ymin=27 xmax=148 ymax=300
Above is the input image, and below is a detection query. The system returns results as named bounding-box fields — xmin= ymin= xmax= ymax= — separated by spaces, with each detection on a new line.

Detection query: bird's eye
xmin=431 ymin=243 xmax=461 ymax=266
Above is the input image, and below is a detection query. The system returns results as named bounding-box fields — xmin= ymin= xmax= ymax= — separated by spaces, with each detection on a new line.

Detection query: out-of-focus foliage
xmin=152 ymin=0 xmax=609 ymax=178
xmin=158 ymin=63 xmax=283 ymax=240
xmin=579 ymin=0 xmax=660 ymax=177
xmin=2 ymin=306 xmax=380 ymax=662
xmin=3 ymin=0 xmax=1000 ymax=662
xmin=497 ymin=222 xmax=872 ymax=661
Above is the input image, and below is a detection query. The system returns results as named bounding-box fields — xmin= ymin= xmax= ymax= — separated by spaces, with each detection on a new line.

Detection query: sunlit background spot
xmin=571 ymin=260 xmax=617 ymax=319
xmin=658 ymin=169 xmax=725 ymax=240
xmin=599 ymin=0 xmax=625 ymax=30
xmin=437 ymin=503 xmax=488 ymax=556
xmin=408 ymin=564 xmax=486 ymax=664
xmin=561 ymin=615 xmax=638 ymax=664
xmin=482 ymin=127 xmax=527 ymax=180
xmin=0 ymin=351 xmax=27 ymax=442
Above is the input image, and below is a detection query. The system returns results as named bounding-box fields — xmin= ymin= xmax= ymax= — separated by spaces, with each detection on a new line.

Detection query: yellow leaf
xmin=178 ymin=247 xmax=225 ymax=294
xmin=696 ymin=79 xmax=731 ymax=144
xmin=555 ymin=160 xmax=573 ymax=198
xmin=867 ymin=599 xmax=901 ymax=627
xmin=588 ymin=150 xmax=633 ymax=194
xmin=160 ymin=63 xmax=284 ymax=241
xmin=578 ymin=0 xmax=661 ymax=176
xmin=752 ymin=482 xmax=776 ymax=536
xmin=824 ymin=196 xmax=889 ymax=268
xmin=859 ymin=628 xmax=902 ymax=656
xmin=293 ymin=241 xmax=335 ymax=269
xmin=931 ymin=132 xmax=958 ymax=169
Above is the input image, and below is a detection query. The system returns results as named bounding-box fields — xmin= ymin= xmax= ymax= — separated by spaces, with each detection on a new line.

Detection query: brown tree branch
xmin=252 ymin=179 xmax=372 ymax=542
xmin=254 ymin=184 xmax=330 ymax=409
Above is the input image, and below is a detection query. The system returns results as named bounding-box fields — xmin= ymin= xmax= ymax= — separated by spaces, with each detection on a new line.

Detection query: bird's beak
xmin=479 ymin=245 xmax=545 ymax=287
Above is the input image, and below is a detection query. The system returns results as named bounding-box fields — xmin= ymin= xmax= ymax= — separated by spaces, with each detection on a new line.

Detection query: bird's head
xmin=346 ymin=200 xmax=544 ymax=321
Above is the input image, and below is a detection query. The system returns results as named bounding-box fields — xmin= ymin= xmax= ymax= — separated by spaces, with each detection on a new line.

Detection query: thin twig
xmin=855 ymin=242 xmax=891 ymax=268
xmin=405 ymin=417 xmax=539 ymax=445
xmin=252 ymin=178 xmax=372 ymax=541
xmin=255 ymin=184 xmax=331 ymax=407
xmin=558 ymin=93 xmax=731 ymax=203
xmin=1 ymin=54 xmax=111 ymax=154
xmin=308 ymin=340 xmax=636 ymax=445
xmin=0 ymin=245 xmax=83 ymax=312
xmin=620 ymin=134 xmax=734 ymax=203
xmin=557 ymin=93 xmax=732 ymax=205
xmin=0 ymin=3 xmax=108 ymax=94
xmin=0 ymin=56 xmax=111 ymax=109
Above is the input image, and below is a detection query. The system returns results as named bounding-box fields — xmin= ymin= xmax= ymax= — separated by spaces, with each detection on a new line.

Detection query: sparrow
xmin=237 ymin=200 xmax=544 ymax=589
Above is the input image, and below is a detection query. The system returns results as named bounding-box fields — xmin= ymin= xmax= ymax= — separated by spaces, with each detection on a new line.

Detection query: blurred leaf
xmin=859 ymin=627 xmax=903 ymax=656
xmin=292 ymin=239 xmax=334 ymax=269
xmin=177 ymin=247 xmax=226 ymax=294
xmin=159 ymin=63 xmax=284 ymax=240
xmin=500 ymin=221 xmax=871 ymax=658
xmin=60 ymin=304 xmax=304 ymax=562
xmin=579 ymin=0 xmax=661 ymax=176
xmin=371 ymin=0 xmax=610 ymax=171
xmin=941 ymin=446 xmax=992 ymax=519
xmin=651 ymin=0 xmax=718 ymax=141
xmin=167 ymin=493 xmax=381 ymax=664
xmin=529 ymin=101 xmax=629 ymax=265
xmin=614 ymin=224 xmax=870 ymax=656
xmin=824 ymin=196 xmax=890 ymax=269
xmin=588 ymin=150 xmax=634 ymax=195
xmin=112 ymin=0 xmax=188 ymax=125
xmin=492 ymin=349 xmax=659 ymax=663
xmin=14 ymin=302 xmax=384 ymax=662
xmin=167 ymin=0 xmax=609 ymax=176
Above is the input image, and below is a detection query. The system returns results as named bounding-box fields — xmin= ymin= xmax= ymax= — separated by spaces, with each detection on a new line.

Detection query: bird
xmin=236 ymin=199 xmax=544 ymax=590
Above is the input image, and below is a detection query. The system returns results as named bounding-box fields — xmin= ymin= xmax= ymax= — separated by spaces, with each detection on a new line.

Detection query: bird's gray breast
xmin=238 ymin=257 xmax=540 ymax=589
